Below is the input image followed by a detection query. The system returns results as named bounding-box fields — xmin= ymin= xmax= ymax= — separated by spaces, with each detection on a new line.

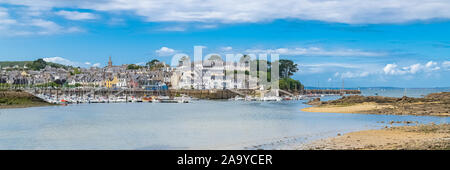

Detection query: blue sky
xmin=0 ymin=0 xmax=449 ymax=88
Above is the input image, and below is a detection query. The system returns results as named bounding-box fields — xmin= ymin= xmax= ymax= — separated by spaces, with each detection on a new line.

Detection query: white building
xmin=170 ymin=57 xmax=257 ymax=90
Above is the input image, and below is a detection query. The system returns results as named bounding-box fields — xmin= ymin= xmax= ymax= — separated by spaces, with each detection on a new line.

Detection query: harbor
xmin=20 ymin=87 xmax=361 ymax=104
xmin=0 ymin=88 xmax=448 ymax=150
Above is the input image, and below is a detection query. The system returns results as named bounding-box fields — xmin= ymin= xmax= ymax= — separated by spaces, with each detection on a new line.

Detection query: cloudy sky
xmin=0 ymin=0 xmax=449 ymax=87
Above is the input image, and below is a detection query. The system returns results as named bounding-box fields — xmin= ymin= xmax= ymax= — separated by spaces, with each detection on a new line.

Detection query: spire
xmin=108 ymin=56 xmax=112 ymax=67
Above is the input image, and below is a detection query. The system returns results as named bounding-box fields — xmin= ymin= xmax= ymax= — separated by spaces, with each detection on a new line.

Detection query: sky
xmin=0 ymin=0 xmax=449 ymax=88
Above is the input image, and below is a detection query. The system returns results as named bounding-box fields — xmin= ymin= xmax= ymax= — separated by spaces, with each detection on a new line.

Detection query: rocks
xmin=306 ymin=98 xmax=322 ymax=105
xmin=315 ymin=92 xmax=450 ymax=117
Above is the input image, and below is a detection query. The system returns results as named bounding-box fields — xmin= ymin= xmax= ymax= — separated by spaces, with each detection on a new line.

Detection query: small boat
xmin=245 ymin=96 xmax=256 ymax=101
xmin=262 ymin=96 xmax=282 ymax=101
xmin=174 ymin=94 xmax=191 ymax=103
xmin=142 ymin=96 xmax=152 ymax=102
xmin=233 ymin=96 xmax=245 ymax=101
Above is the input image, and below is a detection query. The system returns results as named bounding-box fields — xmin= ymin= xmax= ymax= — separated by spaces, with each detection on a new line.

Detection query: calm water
xmin=360 ymin=88 xmax=450 ymax=97
xmin=0 ymin=88 xmax=448 ymax=149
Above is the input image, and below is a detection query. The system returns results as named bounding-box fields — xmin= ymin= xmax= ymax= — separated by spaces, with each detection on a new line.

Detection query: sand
xmin=301 ymin=102 xmax=392 ymax=113
xmin=302 ymin=124 xmax=450 ymax=150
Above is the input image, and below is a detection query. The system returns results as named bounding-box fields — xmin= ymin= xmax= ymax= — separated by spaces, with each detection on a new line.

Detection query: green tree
xmin=30 ymin=59 xmax=47 ymax=71
xmin=279 ymin=59 xmax=298 ymax=78
xmin=208 ymin=55 xmax=223 ymax=61
xmin=146 ymin=59 xmax=167 ymax=70
xmin=127 ymin=64 xmax=142 ymax=70
xmin=73 ymin=68 xmax=82 ymax=74
xmin=146 ymin=59 xmax=160 ymax=68
xmin=279 ymin=78 xmax=304 ymax=91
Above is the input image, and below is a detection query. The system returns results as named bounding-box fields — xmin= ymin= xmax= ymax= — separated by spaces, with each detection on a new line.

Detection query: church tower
xmin=108 ymin=56 xmax=113 ymax=67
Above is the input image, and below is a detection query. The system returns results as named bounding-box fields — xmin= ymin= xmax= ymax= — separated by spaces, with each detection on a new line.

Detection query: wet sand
xmin=301 ymin=102 xmax=393 ymax=114
xmin=302 ymin=124 xmax=450 ymax=150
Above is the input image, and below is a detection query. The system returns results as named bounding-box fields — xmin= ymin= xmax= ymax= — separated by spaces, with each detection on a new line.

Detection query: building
xmin=170 ymin=56 xmax=257 ymax=90
xmin=104 ymin=76 xmax=119 ymax=88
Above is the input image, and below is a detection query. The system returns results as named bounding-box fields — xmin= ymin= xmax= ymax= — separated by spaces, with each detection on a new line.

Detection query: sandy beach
xmin=302 ymin=124 xmax=450 ymax=150
xmin=301 ymin=102 xmax=394 ymax=114
xmin=301 ymin=92 xmax=450 ymax=150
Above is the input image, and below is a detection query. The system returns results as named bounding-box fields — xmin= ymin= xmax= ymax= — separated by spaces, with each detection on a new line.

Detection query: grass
xmin=0 ymin=90 xmax=54 ymax=108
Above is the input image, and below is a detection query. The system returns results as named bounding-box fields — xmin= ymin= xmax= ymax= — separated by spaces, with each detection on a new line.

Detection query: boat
xmin=174 ymin=94 xmax=191 ymax=103
xmin=233 ymin=96 xmax=245 ymax=101
xmin=142 ymin=96 xmax=152 ymax=103
xmin=245 ymin=96 xmax=257 ymax=101
xmin=262 ymin=96 xmax=282 ymax=101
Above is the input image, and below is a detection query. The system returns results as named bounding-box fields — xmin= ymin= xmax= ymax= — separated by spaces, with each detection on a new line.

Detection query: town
xmin=0 ymin=56 xmax=360 ymax=104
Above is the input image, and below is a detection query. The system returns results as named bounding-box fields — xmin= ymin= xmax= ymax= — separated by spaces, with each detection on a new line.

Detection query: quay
xmin=26 ymin=88 xmax=361 ymax=100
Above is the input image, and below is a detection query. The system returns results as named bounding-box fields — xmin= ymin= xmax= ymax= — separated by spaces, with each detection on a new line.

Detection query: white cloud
xmin=135 ymin=62 xmax=145 ymax=66
xmin=2 ymin=0 xmax=450 ymax=24
xmin=29 ymin=19 xmax=84 ymax=35
xmin=245 ymin=47 xmax=384 ymax=57
xmin=43 ymin=56 xmax=78 ymax=66
xmin=443 ymin=61 xmax=450 ymax=70
xmin=197 ymin=24 xmax=218 ymax=29
xmin=55 ymin=10 xmax=98 ymax=20
xmin=155 ymin=47 xmax=177 ymax=56
xmin=302 ymin=63 xmax=362 ymax=69
xmin=0 ymin=7 xmax=16 ymax=25
xmin=383 ymin=61 xmax=441 ymax=75
xmin=157 ymin=26 xmax=187 ymax=32
xmin=221 ymin=46 xmax=233 ymax=51
xmin=335 ymin=71 xmax=370 ymax=79
xmin=43 ymin=56 xmax=97 ymax=67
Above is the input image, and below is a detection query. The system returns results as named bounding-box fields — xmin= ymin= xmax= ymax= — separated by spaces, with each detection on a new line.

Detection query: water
xmin=360 ymin=87 xmax=450 ymax=98
xmin=0 ymin=88 xmax=448 ymax=149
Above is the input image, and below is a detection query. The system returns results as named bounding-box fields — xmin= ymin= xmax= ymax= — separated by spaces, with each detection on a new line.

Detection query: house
xmin=104 ymin=76 xmax=119 ymax=88
xmin=170 ymin=56 xmax=257 ymax=90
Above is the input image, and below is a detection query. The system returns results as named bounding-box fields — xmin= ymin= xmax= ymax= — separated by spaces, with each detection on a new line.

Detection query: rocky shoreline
xmin=302 ymin=92 xmax=450 ymax=116
xmin=302 ymin=123 xmax=450 ymax=150
xmin=0 ymin=90 xmax=54 ymax=109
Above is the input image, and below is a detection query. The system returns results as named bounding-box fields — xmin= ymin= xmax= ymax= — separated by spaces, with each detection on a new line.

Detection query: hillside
xmin=0 ymin=60 xmax=72 ymax=70
xmin=0 ymin=61 xmax=33 ymax=68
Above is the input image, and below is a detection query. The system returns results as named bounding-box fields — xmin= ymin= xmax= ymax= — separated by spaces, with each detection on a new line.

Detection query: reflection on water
xmin=0 ymin=88 xmax=448 ymax=150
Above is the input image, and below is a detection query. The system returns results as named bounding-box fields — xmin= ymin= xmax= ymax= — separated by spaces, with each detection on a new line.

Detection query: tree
xmin=73 ymin=68 xmax=82 ymax=74
xmin=127 ymin=64 xmax=142 ymax=70
xmin=279 ymin=78 xmax=304 ymax=91
xmin=239 ymin=55 xmax=251 ymax=63
xmin=30 ymin=59 xmax=47 ymax=71
xmin=146 ymin=59 xmax=160 ymax=68
xmin=146 ymin=59 xmax=168 ymax=70
xmin=178 ymin=56 xmax=190 ymax=66
xmin=208 ymin=55 xmax=223 ymax=61
xmin=279 ymin=59 xmax=298 ymax=78
xmin=54 ymin=79 xmax=66 ymax=86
